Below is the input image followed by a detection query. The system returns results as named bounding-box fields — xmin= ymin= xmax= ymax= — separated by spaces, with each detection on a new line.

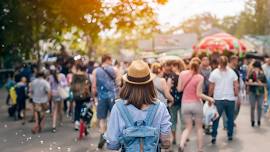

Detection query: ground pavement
xmin=1 ymin=90 xmax=270 ymax=152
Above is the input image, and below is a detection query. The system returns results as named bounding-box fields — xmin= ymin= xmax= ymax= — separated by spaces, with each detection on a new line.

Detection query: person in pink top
xmin=177 ymin=58 xmax=214 ymax=152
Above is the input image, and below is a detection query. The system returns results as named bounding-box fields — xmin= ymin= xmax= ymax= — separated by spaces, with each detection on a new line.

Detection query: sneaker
xmin=258 ymin=121 xmax=261 ymax=127
xmin=228 ymin=136 xmax=233 ymax=141
xmin=52 ymin=128 xmax=56 ymax=133
xmin=74 ymin=121 xmax=80 ymax=131
xmin=98 ymin=134 xmax=106 ymax=149
xmin=251 ymin=121 xmax=255 ymax=127
xmin=85 ymin=128 xmax=89 ymax=136
xmin=211 ymin=138 xmax=216 ymax=144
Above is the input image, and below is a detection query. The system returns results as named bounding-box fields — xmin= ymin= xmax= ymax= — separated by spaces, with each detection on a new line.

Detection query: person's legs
xmin=74 ymin=100 xmax=83 ymax=130
xmin=63 ymin=99 xmax=68 ymax=114
xmin=257 ymin=95 xmax=264 ymax=125
xmin=32 ymin=104 xmax=42 ymax=133
xmin=222 ymin=113 xmax=228 ymax=129
xmin=32 ymin=111 xmax=39 ymax=132
xmin=193 ymin=102 xmax=204 ymax=151
xmin=179 ymin=115 xmax=193 ymax=149
xmin=22 ymin=109 xmax=26 ymax=124
xmin=179 ymin=108 xmax=185 ymax=131
xmin=74 ymin=100 xmax=82 ymax=122
xmin=69 ymin=100 xmax=74 ymax=117
xmin=28 ymin=99 xmax=35 ymax=122
xmin=97 ymin=99 xmax=109 ymax=133
xmin=6 ymin=93 xmax=10 ymax=105
xmin=17 ymin=99 xmax=23 ymax=120
xmin=249 ymin=93 xmax=256 ymax=126
xmin=97 ymin=99 xmax=110 ymax=149
xmin=39 ymin=104 xmax=47 ymax=131
xmin=195 ymin=117 xmax=203 ymax=151
xmin=212 ymin=100 xmax=224 ymax=143
xmin=52 ymin=101 xmax=58 ymax=130
xmin=234 ymin=100 xmax=241 ymax=121
xmin=21 ymin=99 xmax=26 ymax=125
xmin=169 ymin=104 xmax=180 ymax=144
xmin=58 ymin=101 xmax=63 ymax=125
xmin=224 ymin=100 xmax=235 ymax=139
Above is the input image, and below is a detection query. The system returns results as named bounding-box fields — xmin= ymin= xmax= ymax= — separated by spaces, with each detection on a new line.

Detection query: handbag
xmin=58 ymin=86 xmax=69 ymax=99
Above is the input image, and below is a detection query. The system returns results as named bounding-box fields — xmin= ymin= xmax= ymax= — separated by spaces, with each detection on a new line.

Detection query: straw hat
xmin=123 ymin=60 xmax=155 ymax=85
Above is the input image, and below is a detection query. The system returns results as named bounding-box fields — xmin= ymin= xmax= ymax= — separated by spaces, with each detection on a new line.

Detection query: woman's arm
xmin=161 ymin=79 xmax=174 ymax=103
xmin=197 ymin=79 xmax=214 ymax=103
xmin=91 ymin=70 xmax=97 ymax=96
xmin=177 ymin=75 xmax=182 ymax=92
xmin=246 ymin=82 xmax=267 ymax=87
xmin=159 ymin=104 xmax=172 ymax=149
xmin=104 ymin=105 xmax=122 ymax=150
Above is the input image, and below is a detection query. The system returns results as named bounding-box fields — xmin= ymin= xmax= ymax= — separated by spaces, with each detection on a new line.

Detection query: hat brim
xmin=122 ymin=73 xmax=156 ymax=85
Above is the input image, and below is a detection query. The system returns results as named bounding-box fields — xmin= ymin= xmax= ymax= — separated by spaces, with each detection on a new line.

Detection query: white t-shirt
xmin=209 ymin=67 xmax=238 ymax=101
xmin=262 ymin=64 xmax=270 ymax=79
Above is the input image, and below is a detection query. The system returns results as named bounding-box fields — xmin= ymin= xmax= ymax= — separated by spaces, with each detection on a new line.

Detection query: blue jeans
xmin=212 ymin=100 xmax=235 ymax=138
xmin=249 ymin=93 xmax=264 ymax=122
xmin=222 ymin=101 xmax=240 ymax=129
xmin=74 ymin=100 xmax=83 ymax=122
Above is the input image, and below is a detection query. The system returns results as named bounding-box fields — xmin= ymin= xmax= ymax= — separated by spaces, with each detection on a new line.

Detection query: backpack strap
xmin=116 ymin=100 xmax=134 ymax=127
xmin=145 ymin=102 xmax=160 ymax=126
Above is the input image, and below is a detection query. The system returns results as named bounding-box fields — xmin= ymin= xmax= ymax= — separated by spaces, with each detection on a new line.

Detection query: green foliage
xmin=176 ymin=0 xmax=270 ymax=38
xmin=179 ymin=13 xmax=221 ymax=37
xmin=0 ymin=0 xmax=166 ymax=68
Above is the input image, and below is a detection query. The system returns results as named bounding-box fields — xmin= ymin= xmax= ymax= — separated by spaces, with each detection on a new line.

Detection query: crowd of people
xmin=4 ymin=53 xmax=270 ymax=152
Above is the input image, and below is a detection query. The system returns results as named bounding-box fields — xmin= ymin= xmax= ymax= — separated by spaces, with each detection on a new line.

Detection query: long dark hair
xmin=119 ymin=81 xmax=156 ymax=109
xmin=51 ymin=70 xmax=59 ymax=84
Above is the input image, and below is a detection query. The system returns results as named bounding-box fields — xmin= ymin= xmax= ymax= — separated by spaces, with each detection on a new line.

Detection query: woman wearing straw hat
xmin=104 ymin=60 xmax=172 ymax=152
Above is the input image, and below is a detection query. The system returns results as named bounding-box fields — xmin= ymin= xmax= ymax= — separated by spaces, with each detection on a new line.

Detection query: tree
xmin=0 ymin=0 xmax=167 ymax=68
xmin=221 ymin=0 xmax=270 ymax=37
xmin=177 ymin=13 xmax=221 ymax=37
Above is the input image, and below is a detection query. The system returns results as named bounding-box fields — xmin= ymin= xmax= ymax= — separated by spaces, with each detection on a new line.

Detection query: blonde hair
xmin=151 ymin=62 xmax=162 ymax=74
xmin=190 ymin=57 xmax=201 ymax=73
xmin=219 ymin=56 xmax=228 ymax=68
xmin=172 ymin=59 xmax=186 ymax=72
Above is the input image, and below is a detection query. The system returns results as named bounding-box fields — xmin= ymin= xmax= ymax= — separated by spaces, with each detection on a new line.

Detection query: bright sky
xmin=157 ymin=0 xmax=248 ymax=26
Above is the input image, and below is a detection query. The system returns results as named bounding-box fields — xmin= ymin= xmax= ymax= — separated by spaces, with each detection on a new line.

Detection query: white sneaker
xmin=74 ymin=121 xmax=80 ymax=131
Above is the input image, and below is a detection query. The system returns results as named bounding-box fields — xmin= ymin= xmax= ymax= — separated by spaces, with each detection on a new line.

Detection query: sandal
xmin=31 ymin=126 xmax=39 ymax=134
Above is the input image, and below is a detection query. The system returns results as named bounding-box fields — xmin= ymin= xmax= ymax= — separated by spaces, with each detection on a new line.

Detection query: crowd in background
xmin=4 ymin=53 xmax=270 ymax=152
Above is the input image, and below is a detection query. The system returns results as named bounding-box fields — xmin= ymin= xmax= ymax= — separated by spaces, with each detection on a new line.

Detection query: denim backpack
xmin=116 ymin=101 xmax=160 ymax=152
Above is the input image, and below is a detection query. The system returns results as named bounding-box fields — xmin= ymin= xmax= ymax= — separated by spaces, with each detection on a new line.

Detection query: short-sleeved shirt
xmin=31 ymin=78 xmax=51 ymax=104
xmin=209 ymin=67 xmax=238 ymax=101
xmin=248 ymin=70 xmax=266 ymax=95
xmin=49 ymin=73 xmax=67 ymax=96
xmin=179 ymin=70 xmax=204 ymax=103
xmin=104 ymin=100 xmax=171 ymax=149
xmin=262 ymin=64 xmax=270 ymax=80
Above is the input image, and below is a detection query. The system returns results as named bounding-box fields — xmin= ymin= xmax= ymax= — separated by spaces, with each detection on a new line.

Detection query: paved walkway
xmin=0 ymin=90 xmax=270 ymax=152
